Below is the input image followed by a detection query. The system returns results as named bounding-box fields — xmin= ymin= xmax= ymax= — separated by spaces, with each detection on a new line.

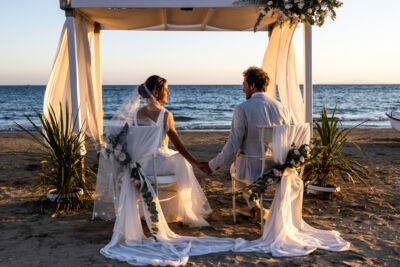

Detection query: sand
xmin=0 ymin=129 xmax=399 ymax=266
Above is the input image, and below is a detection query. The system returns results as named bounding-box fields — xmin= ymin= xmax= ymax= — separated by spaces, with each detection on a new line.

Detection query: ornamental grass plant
xmin=304 ymin=103 xmax=370 ymax=188
xmin=16 ymin=103 xmax=93 ymax=212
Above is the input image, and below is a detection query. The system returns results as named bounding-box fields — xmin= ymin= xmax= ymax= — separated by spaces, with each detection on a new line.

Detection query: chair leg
xmin=260 ymin=195 xmax=264 ymax=232
xmin=232 ymin=178 xmax=236 ymax=224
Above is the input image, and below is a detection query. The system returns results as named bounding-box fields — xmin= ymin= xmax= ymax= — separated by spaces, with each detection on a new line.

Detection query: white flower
xmin=305 ymin=146 xmax=311 ymax=152
xmin=300 ymin=156 xmax=305 ymax=163
xmin=118 ymin=152 xmax=126 ymax=162
xmin=285 ymin=4 xmax=292 ymax=9
xmin=273 ymin=168 xmax=282 ymax=177
xmin=115 ymin=144 xmax=122 ymax=151
xmin=260 ymin=9 xmax=266 ymax=15
xmin=300 ymin=14 xmax=306 ymax=19
xmin=267 ymin=1 xmax=273 ymax=6
xmin=294 ymin=0 xmax=299 ymax=3
xmin=307 ymin=8 xmax=313 ymax=14
xmin=294 ymin=149 xmax=300 ymax=155
xmin=298 ymin=3 xmax=304 ymax=9
xmin=267 ymin=178 xmax=273 ymax=183
xmin=133 ymin=179 xmax=141 ymax=187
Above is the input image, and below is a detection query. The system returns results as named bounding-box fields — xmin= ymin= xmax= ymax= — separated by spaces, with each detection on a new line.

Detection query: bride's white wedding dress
xmin=136 ymin=107 xmax=212 ymax=227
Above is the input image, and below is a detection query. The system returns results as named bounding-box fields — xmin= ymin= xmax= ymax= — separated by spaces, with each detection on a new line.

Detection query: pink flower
xmin=294 ymin=149 xmax=300 ymax=155
xmin=133 ymin=179 xmax=141 ymax=187
xmin=300 ymin=156 xmax=305 ymax=163
xmin=115 ymin=144 xmax=122 ymax=151
xmin=118 ymin=152 xmax=126 ymax=162
xmin=273 ymin=168 xmax=282 ymax=177
xmin=290 ymin=159 xmax=296 ymax=166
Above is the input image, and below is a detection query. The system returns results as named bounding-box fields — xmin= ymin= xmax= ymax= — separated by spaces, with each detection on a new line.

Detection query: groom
xmin=200 ymin=66 xmax=292 ymax=219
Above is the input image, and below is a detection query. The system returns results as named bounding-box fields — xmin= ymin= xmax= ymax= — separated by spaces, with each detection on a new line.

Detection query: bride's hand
xmin=196 ymin=162 xmax=212 ymax=175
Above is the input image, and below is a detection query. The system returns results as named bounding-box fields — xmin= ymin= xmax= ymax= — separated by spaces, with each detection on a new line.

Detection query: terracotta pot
xmin=46 ymin=187 xmax=84 ymax=202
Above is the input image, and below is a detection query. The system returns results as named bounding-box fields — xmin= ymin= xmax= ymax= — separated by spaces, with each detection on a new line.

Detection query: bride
xmin=135 ymin=75 xmax=211 ymax=226
xmin=93 ymin=75 xmax=211 ymax=227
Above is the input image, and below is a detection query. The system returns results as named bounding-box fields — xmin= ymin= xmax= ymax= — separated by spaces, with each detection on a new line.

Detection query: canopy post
xmin=303 ymin=22 xmax=312 ymax=131
xmin=66 ymin=9 xmax=81 ymax=134
xmin=94 ymin=23 xmax=103 ymax=144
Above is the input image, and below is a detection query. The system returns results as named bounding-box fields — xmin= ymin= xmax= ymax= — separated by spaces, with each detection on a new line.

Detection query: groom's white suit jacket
xmin=209 ymin=92 xmax=292 ymax=183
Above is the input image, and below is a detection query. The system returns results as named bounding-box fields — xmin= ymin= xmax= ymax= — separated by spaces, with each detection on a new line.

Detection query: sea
xmin=1 ymin=84 xmax=399 ymax=132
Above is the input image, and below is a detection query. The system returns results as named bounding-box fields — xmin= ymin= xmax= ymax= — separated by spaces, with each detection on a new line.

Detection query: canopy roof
xmin=64 ymin=0 xmax=277 ymax=31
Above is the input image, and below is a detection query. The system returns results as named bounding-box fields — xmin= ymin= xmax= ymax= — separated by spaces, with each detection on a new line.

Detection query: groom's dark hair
xmin=243 ymin=67 xmax=270 ymax=92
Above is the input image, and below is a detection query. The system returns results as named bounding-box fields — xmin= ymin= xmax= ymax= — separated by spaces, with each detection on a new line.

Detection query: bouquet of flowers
xmin=233 ymin=143 xmax=311 ymax=201
xmin=237 ymin=0 xmax=343 ymax=29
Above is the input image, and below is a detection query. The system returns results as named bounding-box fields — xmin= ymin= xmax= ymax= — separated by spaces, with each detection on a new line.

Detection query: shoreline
xmin=0 ymin=125 xmax=395 ymax=134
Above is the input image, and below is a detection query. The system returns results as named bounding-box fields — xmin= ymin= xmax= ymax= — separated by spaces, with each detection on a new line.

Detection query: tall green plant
xmin=16 ymin=103 xmax=92 ymax=212
xmin=304 ymin=104 xmax=370 ymax=187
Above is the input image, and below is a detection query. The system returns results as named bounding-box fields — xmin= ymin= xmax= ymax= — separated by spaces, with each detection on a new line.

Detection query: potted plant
xmin=304 ymin=104 xmax=370 ymax=197
xmin=16 ymin=103 xmax=93 ymax=212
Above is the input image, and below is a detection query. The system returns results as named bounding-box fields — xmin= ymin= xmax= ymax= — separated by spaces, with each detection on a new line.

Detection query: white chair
xmin=232 ymin=125 xmax=305 ymax=230
xmin=146 ymin=156 xmax=178 ymax=203
xmin=232 ymin=126 xmax=273 ymax=226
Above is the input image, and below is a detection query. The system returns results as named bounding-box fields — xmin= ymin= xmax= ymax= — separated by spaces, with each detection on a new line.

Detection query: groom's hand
xmin=198 ymin=162 xmax=213 ymax=175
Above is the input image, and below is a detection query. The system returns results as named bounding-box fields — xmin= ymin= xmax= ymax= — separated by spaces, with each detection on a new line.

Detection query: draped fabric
xmin=92 ymin=125 xmax=162 ymax=221
xmin=98 ymin=124 xmax=349 ymax=265
xmin=262 ymin=23 xmax=305 ymax=124
xmin=235 ymin=124 xmax=350 ymax=256
xmin=43 ymin=14 xmax=103 ymax=142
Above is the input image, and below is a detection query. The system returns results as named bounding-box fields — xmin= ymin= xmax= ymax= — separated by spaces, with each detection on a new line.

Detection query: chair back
xmin=256 ymin=123 xmax=310 ymax=176
xmin=256 ymin=125 xmax=274 ymax=177
xmin=105 ymin=124 xmax=161 ymax=162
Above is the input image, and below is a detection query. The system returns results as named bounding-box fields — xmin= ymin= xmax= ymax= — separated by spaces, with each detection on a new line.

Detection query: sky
xmin=0 ymin=0 xmax=399 ymax=85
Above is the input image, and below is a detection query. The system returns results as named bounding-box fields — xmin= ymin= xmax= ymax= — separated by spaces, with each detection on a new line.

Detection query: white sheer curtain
xmin=43 ymin=14 xmax=103 ymax=142
xmin=262 ymin=23 xmax=305 ymax=124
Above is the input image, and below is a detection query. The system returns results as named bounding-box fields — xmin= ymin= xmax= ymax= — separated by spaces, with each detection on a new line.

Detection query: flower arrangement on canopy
xmin=238 ymin=0 xmax=343 ymax=29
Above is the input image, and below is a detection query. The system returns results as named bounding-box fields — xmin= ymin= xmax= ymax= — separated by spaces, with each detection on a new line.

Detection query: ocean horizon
xmin=1 ymin=84 xmax=399 ymax=132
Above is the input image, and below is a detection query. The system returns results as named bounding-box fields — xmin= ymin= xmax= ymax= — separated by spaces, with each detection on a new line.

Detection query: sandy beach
xmin=0 ymin=129 xmax=399 ymax=266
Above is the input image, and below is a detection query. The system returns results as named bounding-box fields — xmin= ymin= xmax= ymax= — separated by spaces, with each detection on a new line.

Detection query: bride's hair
xmin=138 ymin=75 xmax=167 ymax=99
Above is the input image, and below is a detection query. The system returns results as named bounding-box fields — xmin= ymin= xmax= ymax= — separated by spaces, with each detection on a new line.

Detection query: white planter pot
xmin=46 ymin=187 xmax=84 ymax=202
xmin=306 ymin=184 xmax=340 ymax=195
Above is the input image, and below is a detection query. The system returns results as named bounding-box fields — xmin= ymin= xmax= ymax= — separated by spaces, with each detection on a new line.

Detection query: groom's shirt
xmin=209 ymin=92 xmax=291 ymax=183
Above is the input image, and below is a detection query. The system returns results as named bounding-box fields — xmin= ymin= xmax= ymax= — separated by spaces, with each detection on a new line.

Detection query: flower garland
xmin=234 ymin=143 xmax=311 ymax=201
xmin=101 ymin=123 xmax=159 ymax=236
xmin=237 ymin=0 xmax=343 ymax=29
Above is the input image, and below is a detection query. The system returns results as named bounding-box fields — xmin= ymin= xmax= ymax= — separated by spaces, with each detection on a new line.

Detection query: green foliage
xmin=237 ymin=0 xmax=343 ymax=30
xmin=15 ymin=103 xmax=93 ymax=212
xmin=131 ymin=162 xmax=159 ymax=237
xmin=304 ymin=103 xmax=370 ymax=187
xmin=231 ymin=143 xmax=311 ymax=201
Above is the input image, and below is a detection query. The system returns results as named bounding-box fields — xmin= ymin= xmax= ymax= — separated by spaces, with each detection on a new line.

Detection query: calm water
xmin=1 ymin=84 xmax=399 ymax=132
